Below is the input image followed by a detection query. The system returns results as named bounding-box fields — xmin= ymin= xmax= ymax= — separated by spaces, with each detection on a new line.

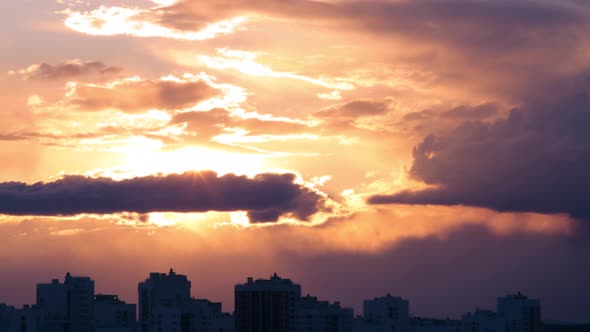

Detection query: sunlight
xmin=198 ymin=49 xmax=355 ymax=90
xmin=62 ymin=6 xmax=245 ymax=41
xmin=151 ymin=0 xmax=179 ymax=6
xmin=123 ymin=146 xmax=266 ymax=178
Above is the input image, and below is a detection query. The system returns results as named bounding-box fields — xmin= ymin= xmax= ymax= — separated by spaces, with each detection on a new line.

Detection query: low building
xmin=295 ymin=294 xmax=354 ymax=332
xmin=94 ymin=294 xmax=137 ymax=332
xmin=409 ymin=317 xmax=461 ymax=332
xmin=0 ymin=303 xmax=19 ymax=332
xmin=461 ymin=308 xmax=505 ymax=332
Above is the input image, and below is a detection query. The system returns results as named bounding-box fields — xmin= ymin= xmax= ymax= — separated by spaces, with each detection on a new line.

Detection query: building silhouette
xmin=295 ymin=294 xmax=353 ymax=332
xmin=138 ymin=268 xmax=191 ymax=331
xmin=358 ymin=294 xmax=409 ymax=332
xmin=461 ymin=308 xmax=505 ymax=332
xmin=94 ymin=294 xmax=137 ymax=332
xmin=408 ymin=317 xmax=461 ymax=332
xmin=0 ymin=270 xmax=565 ymax=332
xmin=36 ymin=272 xmax=95 ymax=332
xmin=497 ymin=293 xmax=541 ymax=332
xmin=235 ymin=273 xmax=301 ymax=332
xmin=138 ymin=269 xmax=232 ymax=332
xmin=0 ymin=304 xmax=19 ymax=332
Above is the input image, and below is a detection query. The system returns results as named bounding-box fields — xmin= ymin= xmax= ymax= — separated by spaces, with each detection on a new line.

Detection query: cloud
xmin=440 ymin=104 xmax=500 ymax=120
xmin=171 ymin=108 xmax=314 ymax=142
xmin=316 ymin=91 xmax=342 ymax=101
xmin=64 ymin=75 xmax=220 ymax=113
xmin=313 ymin=98 xmax=393 ymax=131
xmin=5 ymin=73 xmax=316 ymax=150
xmin=171 ymin=108 xmax=230 ymax=140
xmin=59 ymin=0 xmax=590 ymax=101
xmin=0 ymin=171 xmax=330 ymax=223
xmin=369 ymin=82 xmax=590 ymax=221
xmin=398 ymin=103 xmax=501 ymax=137
xmin=197 ymin=49 xmax=355 ymax=90
xmin=315 ymin=99 xmax=391 ymax=119
xmin=61 ymin=0 xmax=590 ymax=58
xmin=61 ymin=5 xmax=244 ymax=40
xmin=9 ymin=60 xmax=122 ymax=81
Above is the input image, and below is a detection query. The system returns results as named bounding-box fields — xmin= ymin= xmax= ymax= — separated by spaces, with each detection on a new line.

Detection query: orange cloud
xmin=64 ymin=75 xmax=220 ymax=113
xmin=8 ymin=60 xmax=122 ymax=81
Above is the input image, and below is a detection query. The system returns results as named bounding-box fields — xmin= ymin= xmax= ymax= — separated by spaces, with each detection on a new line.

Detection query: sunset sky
xmin=1 ymin=0 xmax=590 ymax=322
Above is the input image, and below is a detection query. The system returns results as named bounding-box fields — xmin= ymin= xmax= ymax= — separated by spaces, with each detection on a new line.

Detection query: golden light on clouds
xmin=121 ymin=146 xmax=266 ymax=177
xmin=198 ymin=49 xmax=355 ymax=90
xmin=62 ymin=6 xmax=246 ymax=40
xmin=3 ymin=0 xmax=590 ymax=319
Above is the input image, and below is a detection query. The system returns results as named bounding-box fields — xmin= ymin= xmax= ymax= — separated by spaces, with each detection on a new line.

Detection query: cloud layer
xmin=0 ymin=171 xmax=329 ymax=223
xmin=9 ymin=60 xmax=122 ymax=81
xmin=370 ymin=82 xmax=590 ymax=221
xmin=66 ymin=76 xmax=220 ymax=113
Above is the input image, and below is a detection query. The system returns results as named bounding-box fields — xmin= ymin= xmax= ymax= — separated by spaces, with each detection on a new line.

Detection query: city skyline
xmin=2 ymin=0 xmax=590 ymax=325
xmin=0 ymin=269 xmax=562 ymax=332
xmin=0 ymin=270 xmax=580 ymax=324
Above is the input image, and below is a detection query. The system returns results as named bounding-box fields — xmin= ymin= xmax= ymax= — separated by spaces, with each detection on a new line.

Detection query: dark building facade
xmin=36 ymin=272 xmax=95 ymax=332
xmin=235 ymin=273 xmax=301 ymax=332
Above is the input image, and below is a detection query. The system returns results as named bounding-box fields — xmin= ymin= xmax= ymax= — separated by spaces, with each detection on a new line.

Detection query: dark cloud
xmin=0 ymin=171 xmax=329 ymax=223
xmin=147 ymin=0 xmax=588 ymax=35
xmin=369 ymin=85 xmax=590 ymax=221
xmin=139 ymin=0 xmax=590 ymax=63
xmin=11 ymin=60 xmax=122 ymax=80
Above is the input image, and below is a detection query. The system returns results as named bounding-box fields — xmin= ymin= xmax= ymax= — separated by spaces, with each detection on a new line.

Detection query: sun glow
xmin=62 ymin=6 xmax=245 ymax=41
xmin=122 ymin=146 xmax=266 ymax=178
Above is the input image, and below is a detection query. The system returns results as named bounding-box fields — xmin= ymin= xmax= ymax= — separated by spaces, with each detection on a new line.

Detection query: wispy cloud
xmin=61 ymin=5 xmax=245 ymax=40
xmin=8 ymin=59 xmax=122 ymax=81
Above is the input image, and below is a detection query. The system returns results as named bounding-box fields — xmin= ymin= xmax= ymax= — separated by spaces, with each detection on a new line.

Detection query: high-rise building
xmin=65 ymin=273 xmax=95 ymax=332
xmin=138 ymin=269 xmax=190 ymax=322
xmin=36 ymin=272 xmax=95 ymax=332
xmin=235 ymin=273 xmax=302 ymax=332
xmin=362 ymin=294 xmax=409 ymax=332
xmin=37 ymin=278 xmax=68 ymax=332
xmin=137 ymin=269 xmax=232 ymax=332
xmin=94 ymin=294 xmax=137 ymax=332
xmin=497 ymin=293 xmax=541 ymax=332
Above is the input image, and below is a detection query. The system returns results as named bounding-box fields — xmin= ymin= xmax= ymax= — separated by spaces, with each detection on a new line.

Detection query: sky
xmin=1 ymin=0 xmax=590 ymax=322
